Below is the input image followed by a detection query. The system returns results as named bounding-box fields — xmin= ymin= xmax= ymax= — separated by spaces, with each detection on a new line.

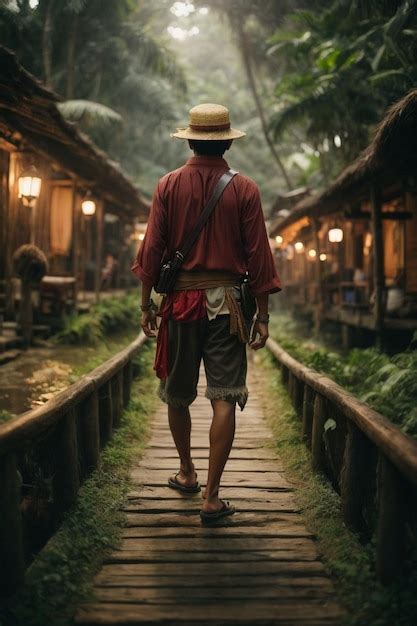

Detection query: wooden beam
xmin=370 ymin=184 xmax=385 ymax=349
xmin=345 ymin=211 xmax=412 ymax=221
xmin=94 ymin=200 xmax=104 ymax=303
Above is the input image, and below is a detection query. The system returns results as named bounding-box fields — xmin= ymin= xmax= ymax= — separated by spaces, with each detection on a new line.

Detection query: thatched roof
xmin=0 ymin=47 xmax=149 ymax=219
xmin=270 ymin=87 xmax=417 ymax=236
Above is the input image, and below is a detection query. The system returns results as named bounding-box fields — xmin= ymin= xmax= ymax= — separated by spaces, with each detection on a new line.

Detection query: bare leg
xmin=168 ymin=405 xmax=197 ymax=486
xmin=202 ymin=399 xmax=236 ymax=513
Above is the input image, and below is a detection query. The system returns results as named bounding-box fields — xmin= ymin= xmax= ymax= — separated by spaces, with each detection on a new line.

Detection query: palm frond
xmin=57 ymin=100 xmax=123 ymax=127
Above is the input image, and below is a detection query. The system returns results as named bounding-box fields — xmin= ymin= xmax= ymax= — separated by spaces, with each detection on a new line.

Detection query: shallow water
xmin=0 ymin=333 xmax=137 ymax=416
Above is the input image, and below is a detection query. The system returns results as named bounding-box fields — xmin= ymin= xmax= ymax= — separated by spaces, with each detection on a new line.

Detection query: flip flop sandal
xmin=168 ymin=472 xmax=201 ymax=494
xmin=200 ymin=500 xmax=235 ymax=523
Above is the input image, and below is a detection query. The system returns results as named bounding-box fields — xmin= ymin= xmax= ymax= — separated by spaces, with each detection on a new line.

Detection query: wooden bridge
xmin=75 ymin=366 xmax=345 ymax=625
xmin=1 ymin=333 xmax=417 ymax=624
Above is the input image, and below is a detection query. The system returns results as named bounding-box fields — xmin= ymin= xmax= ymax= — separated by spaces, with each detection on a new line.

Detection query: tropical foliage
xmin=267 ymin=0 xmax=417 ymax=183
xmin=270 ymin=314 xmax=417 ymax=439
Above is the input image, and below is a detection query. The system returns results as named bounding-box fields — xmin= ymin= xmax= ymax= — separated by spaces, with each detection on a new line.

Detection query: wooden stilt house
xmin=270 ymin=89 xmax=417 ymax=349
xmin=0 ymin=47 xmax=149 ymax=339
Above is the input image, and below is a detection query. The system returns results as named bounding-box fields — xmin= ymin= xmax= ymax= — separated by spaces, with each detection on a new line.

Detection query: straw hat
xmin=171 ymin=103 xmax=246 ymax=140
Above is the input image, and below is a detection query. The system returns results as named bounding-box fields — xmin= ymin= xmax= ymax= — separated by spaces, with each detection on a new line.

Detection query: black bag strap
xmin=174 ymin=168 xmax=238 ymax=263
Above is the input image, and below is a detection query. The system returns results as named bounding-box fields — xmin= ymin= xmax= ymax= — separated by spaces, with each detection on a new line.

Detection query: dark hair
xmin=188 ymin=139 xmax=232 ymax=156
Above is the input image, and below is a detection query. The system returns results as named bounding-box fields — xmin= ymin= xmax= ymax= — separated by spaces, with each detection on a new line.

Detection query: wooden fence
xmin=0 ymin=332 xmax=147 ymax=595
xmin=267 ymin=337 xmax=417 ymax=585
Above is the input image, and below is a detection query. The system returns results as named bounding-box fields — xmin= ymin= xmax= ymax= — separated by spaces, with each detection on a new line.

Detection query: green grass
xmin=0 ymin=409 xmax=13 ymax=424
xmin=54 ymin=293 xmax=140 ymax=346
xmin=257 ymin=349 xmax=417 ymax=626
xmin=0 ymin=342 xmax=158 ymax=626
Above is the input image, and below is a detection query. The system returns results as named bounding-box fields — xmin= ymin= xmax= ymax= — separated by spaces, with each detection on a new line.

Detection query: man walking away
xmin=132 ymin=103 xmax=281 ymax=522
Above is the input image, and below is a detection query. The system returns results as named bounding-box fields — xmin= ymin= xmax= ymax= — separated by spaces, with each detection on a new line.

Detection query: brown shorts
xmin=158 ymin=314 xmax=248 ymax=411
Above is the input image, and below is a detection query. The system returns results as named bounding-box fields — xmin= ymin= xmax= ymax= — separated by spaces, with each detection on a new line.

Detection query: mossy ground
xmin=0 ymin=342 xmax=158 ymax=626
xmin=256 ymin=349 xmax=417 ymax=626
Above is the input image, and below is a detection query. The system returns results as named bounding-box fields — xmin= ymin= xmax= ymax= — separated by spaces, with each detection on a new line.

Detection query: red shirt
xmin=132 ymin=155 xmax=281 ymax=296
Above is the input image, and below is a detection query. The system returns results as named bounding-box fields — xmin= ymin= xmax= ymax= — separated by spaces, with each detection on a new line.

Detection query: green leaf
xmin=324 ymin=418 xmax=337 ymax=432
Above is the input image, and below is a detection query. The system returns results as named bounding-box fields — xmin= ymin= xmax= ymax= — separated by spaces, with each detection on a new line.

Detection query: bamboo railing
xmin=0 ymin=332 xmax=147 ymax=595
xmin=267 ymin=337 xmax=417 ymax=585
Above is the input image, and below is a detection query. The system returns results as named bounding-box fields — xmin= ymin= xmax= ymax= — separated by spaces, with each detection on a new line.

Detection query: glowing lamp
xmin=81 ymin=194 xmax=96 ymax=216
xmin=139 ymin=233 xmax=145 ymax=241
xmin=328 ymin=228 xmax=343 ymax=243
xmin=294 ymin=241 xmax=304 ymax=253
xmin=308 ymin=249 xmax=317 ymax=259
xmin=275 ymin=235 xmax=283 ymax=245
xmin=319 ymin=253 xmax=327 ymax=261
xmin=18 ymin=166 xmax=42 ymax=207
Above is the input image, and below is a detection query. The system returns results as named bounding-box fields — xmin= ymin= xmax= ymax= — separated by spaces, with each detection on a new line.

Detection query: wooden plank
xmin=130 ymin=470 xmax=292 ymax=489
xmin=93 ymin=586 xmax=334 ymax=603
xmin=126 ymin=486 xmax=296 ymax=500
xmin=106 ymin=549 xmax=318 ymax=564
xmin=117 ymin=536 xmax=316 ymax=551
xmin=122 ymin=524 xmax=314 ymax=537
xmin=93 ymin=574 xmax=335 ymax=589
xmin=75 ymin=600 xmax=345 ymax=624
xmin=123 ymin=499 xmax=298 ymax=514
xmin=77 ymin=390 xmax=100 ymax=479
xmin=142 ymin=448 xmax=279 ymax=460
xmin=119 ymin=511 xmax=302 ymax=527
xmin=138 ymin=459 xmax=284 ymax=472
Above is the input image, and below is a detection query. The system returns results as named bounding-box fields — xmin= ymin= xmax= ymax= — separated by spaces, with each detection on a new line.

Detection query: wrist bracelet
xmin=140 ymin=299 xmax=154 ymax=311
xmin=256 ymin=314 xmax=270 ymax=324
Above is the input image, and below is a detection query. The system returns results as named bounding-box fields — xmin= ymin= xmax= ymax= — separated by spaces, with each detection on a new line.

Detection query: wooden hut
xmin=0 ymin=47 xmax=149 ymax=339
xmin=270 ymin=89 xmax=417 ymax=348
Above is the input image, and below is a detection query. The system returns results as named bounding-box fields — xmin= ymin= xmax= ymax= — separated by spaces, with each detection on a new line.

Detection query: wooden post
xmin=340 ymin=420 xmax=375 ymax=535
xmin=123 ymin=361 xmax=133 ymax=408
xmin=302 ymin=385 xmax=315 ymax=446
xmin=280 ymin=364 xmax=289 ymax=387
xmin=72 ymin=184 xmax=80 ymax=304
xmin=52 ymin=410 xmax=80 ymax=517
xmin=0 ymin=452 xmax=25 ymax=594
xmin=370 ymin=184 xmax=385 ymax=350
xmin=98 ymin=381 xmax=113 ymax=447
xmin=376 ymin=452 xmax=408 ymax=584
xmin=77 ymin=390 xmax=100 ymax=479
xmin=312 ymin=217 xmax=323 ymax=333
xmin=287 ymin=371 xmax=294 ymax=404
xmin=94 ymin=200 xmax=104 ymax=303
xmin=311 ymin=394 xmax=327 ymax=472
xmin=111 ymin=370 xmax=124 ymax=429
xmin=292 ymin=376 xmax=304 ymax=418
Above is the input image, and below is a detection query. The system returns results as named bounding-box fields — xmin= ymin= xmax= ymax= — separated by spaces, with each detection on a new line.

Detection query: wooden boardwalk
xmin=75 ymin=366 xmax=345 ymax=625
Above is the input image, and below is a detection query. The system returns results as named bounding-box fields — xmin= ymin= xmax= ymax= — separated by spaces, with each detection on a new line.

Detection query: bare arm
xmin=249 ymin=292 xmax=269 ymax=351
xmin=140 ymin=282 xmax=158 ymax=338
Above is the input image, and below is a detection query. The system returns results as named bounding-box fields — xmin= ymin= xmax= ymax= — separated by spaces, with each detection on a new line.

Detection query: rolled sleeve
xmin=241 ymin=181 xmax=281 ymax=296
xmin=131 ymin=179 xmax=167 ymax=287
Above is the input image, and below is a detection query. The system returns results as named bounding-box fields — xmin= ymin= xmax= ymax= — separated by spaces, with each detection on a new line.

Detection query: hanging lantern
xmin=81 ymin=192 xmax=96 ymax=216
xmin=308 ymin=249 xmax=317 ymax=259
xmin=294 ymin=241 xmax=304 ymax=253
xmin=18 ymin=165 xmax=42 ymax=207
xmin=275 ymin=235 xmax=283 ymax=245
xmin=328 ymin=228 xmax=343 ymax=243
xmin=319 ymin=253 xmax=327 ymax=261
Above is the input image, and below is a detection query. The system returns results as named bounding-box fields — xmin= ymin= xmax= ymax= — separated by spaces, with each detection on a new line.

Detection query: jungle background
xmin=2 ymin=0 xmax=416 ymax=207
